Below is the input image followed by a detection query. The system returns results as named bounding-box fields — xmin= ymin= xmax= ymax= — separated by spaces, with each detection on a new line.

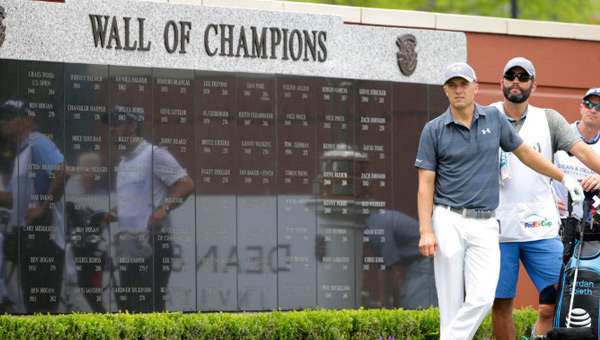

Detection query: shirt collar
xmin=19 ymin=131 xmax=41 ymax=151
xmin=574 ymin=121 xmax=600 ymax=144
xmin=121 ymin=139 xmax=149 ymax=161
xmin=506 ymin=105 xmax=529 ymax=122
xmin=443 ymin=103 xmax=485 ymax=126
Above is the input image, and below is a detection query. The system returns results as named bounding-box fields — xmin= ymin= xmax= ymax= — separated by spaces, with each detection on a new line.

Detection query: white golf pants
xmin=432 ymin=205 xmax=500 ymax=340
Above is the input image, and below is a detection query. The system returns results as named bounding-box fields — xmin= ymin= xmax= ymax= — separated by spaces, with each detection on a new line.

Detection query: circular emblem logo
xmin=396 ymin=34 xmax=417 ymax=76
xmin=0 ymin=6 xmax=6 ymax=48
xmin=567 ymin=308 xmax=592 ymax=328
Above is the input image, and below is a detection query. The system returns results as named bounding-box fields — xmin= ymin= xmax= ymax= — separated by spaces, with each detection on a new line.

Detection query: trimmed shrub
xmin=0 ymin=306 xmax=538 ymax=339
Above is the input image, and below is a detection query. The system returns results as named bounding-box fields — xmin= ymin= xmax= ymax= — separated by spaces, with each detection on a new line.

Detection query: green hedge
xmin=0 ymin=307 xmax=537 ymax=340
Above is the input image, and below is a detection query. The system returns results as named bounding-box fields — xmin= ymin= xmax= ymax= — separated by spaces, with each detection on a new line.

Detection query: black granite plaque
xmin=276 ymin=75 xmax=317 ymax=309
xmin=354 ymin=80 xmax=393 ymax=308
xmin=0 ymin=56 xmax=446 ymax=314
xmin=429 ymin=85 xmax=450 ymax=120
xmin=236 ymin=74 xmax=277 ymax=311
xmin=152 ymin=68 xmax=196 ymax=312
xmin=0 ymin=59 xmax=20 ymax=313
xmin=390 ymin=82 xmax=438 ymax=309
xmin=315 ymin=78 xmax=356 ymax=309
xmin=195 ymin=71 xmax=238 ymax=311
xmin=17 ymin=60 xmax=66 ymax=313
xmin=63 ymin=63 xmax=110 ymax=313
xmin=108 ymin=65 xmax=154 ymax=312
xmin=0 ymin=59 xmax=19 ymax=103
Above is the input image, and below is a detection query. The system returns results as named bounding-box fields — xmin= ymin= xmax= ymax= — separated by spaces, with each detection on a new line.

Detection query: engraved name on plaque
xmin=276 ymin=75 xmax=317 ymax=310
xmin=355 ymin=81 xmax=393 ymax=308
xmin=236 ymin=74 xmax=277 ymax=311
xmin=315 ymin=78 xmax=356 ymax=309
xmin=152 ymin=68 xmax=196 ymax=312
xmin=195 ymin=71 xmax=238 ymax=311
xmin=64 ymin=63 xmax=110 ymax=313
xmin=18 ymin=61 xmax=66 ymax=313
xmin=108 ymin=66 xmax=154 ymax=313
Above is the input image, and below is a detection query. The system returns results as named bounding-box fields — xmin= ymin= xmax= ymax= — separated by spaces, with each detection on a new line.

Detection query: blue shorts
xmin=495 ymin=237 xmax=563 ymax=299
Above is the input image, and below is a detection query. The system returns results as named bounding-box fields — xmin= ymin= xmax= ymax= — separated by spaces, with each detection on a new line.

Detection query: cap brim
xmin=102 ymin=111 xmax=135 ymax=126
xmin=444 ymin=75 xmax=474 ymax=84
xmin=504 ymin=62 xmax=535 ymax=78
xmin=0 ymin=106 xmax=19 ymax=116
xmin=505 ymin=66 xmax=533 ymax=77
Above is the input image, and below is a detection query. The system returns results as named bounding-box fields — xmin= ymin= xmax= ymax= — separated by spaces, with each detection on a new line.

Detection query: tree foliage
xmin=282 ymin=0 xmax=600 ymax=24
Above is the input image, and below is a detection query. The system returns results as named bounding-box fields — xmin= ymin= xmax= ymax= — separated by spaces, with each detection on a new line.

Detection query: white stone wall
xmin=0 ymin=0 xmax=466 ymax=84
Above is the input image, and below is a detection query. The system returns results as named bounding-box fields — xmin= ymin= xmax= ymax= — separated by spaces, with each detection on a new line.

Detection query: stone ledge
xmin=149 ymin=0 xmax=600 ymax=41
xmin=361 ymin=8 xmax=435 ymax=28
xmin=435 ymin=13 xmax=506 ymax=34
xmin=282 ymin=1 xmax=360 ymax=23
xmin=201 ymin=0 xmax=284 ymax=11
xmin=574 ymin=23 xmax=600 ymax=41
xmin=506 ymin=18 xmax=576 ymax=39
xmin=168 ymin=0 xmax=202 ymax=4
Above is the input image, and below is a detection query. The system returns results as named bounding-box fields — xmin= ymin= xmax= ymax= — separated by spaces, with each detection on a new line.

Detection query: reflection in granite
xmin=195 ymin=71 xmax=238 ymax=311
xmin=14 ymin=61 xmax=66 ymax=313
xmin=236 ymin=74 xmax=277 ymax=311
xmin=152 ymin=68 xmax=196 ymax=312
xmin=315 ymin=78 xmax=357 ymax=309
xmin=0 ymin=58 xmax=438 ymax=313
xmin=64 ymin=63 xmax=110 ymax=313
xmin=355 ymin=80 xmax=393 ymax=308
xmin=108 ymin=65 xmax=155 ymax=313
xmin=277 ymin=75 xmax=317 ymax=310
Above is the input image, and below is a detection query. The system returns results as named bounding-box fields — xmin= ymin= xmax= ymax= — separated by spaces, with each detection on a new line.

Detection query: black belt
xmin=440 ymin=205 xmax=495 ymax=219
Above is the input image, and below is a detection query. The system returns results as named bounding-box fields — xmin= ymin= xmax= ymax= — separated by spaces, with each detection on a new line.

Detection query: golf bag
xmin=554 ymin=200 xmax=600 ymax=338
xmin=65 ymin=201 xmax=111 ymax=313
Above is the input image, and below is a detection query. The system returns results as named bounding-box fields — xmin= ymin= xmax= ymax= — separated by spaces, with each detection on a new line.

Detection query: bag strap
xmin=568 ymin=194 xmax=573 ymax=217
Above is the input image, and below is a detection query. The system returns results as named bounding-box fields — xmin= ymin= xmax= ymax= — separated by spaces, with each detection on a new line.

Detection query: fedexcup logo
xmin=524 ymin=214 xmax=553 ymax=228
xmin=0 ymin=6 xmax=5 ymax=48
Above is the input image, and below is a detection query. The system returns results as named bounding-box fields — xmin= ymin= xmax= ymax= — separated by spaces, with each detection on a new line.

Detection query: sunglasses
xmin=0 ymin=112 xmax=16 ymax=122
xmin=583 ymin=100 xmax=600 ymax=111
xmin=503 ymin=72 xmax=533 ymax=82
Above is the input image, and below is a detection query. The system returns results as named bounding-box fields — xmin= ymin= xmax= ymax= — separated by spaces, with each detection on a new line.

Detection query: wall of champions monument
xmin=0 ymin=0 xmax=464 ymax=313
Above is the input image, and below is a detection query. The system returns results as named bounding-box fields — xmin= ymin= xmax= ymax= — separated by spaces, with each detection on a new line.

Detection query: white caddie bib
xmin=492 ymin=103 xmax=559 ymax=242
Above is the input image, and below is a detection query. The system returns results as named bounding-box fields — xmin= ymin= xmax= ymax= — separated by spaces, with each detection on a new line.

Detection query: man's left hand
xmin=148 ymin=207 xmax=168 ymax=229
xmin=25 ymin=207 xmax=50 ymax=224
xmin=556 ymin=199 xmax=568 ymax=217
xmin=580 ymin=174 xmax=600 ymax=192
xmin=563 ymin=174 xmax=584 ymax=206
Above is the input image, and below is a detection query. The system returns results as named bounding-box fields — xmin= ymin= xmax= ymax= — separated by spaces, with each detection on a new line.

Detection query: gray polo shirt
xmin=415 ymin=103 xmax=523 ymax=210
xmin=505 ymin=105 xmax=580 ymax=154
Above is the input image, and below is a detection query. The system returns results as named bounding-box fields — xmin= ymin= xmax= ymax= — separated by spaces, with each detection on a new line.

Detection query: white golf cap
xmin=503 ymin=57 xmax=536 ymax=79
xmin=443 ymin=62 xmax=477 ymax=85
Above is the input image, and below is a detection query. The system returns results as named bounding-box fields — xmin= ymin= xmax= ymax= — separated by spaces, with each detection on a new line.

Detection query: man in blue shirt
xmin=0 ymin=100 xmax=69 ymax=313
xmin=554 ymin=87 xmax=600 ymax=220
xmin=415 ymin=62 xmax=583 ymax=340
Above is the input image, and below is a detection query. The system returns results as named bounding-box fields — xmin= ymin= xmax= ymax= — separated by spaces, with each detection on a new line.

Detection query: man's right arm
xmin=418 ymin=168 xmax=437 ymax=258
xmin=0 ymin=191 xmax=12 ymax=209
xmin=513 ymin=142 xmax=584 ymax=205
